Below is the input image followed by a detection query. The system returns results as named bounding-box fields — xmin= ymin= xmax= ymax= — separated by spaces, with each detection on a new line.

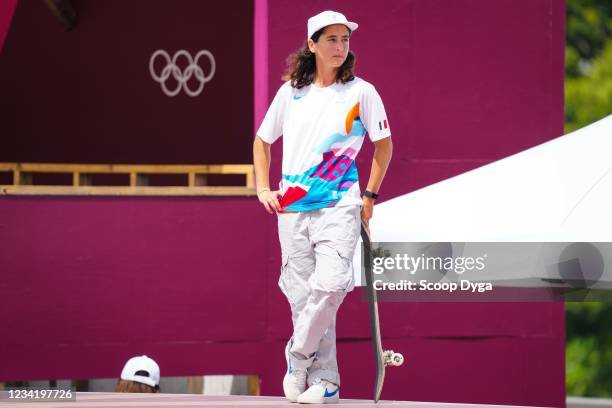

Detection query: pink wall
xmin=253 ymin=0 xmax=268 ymax=138
xmin=0 ymin=197 xmax=565 ymax=407
xmin=0 ymin=0 xmax=16 ymax=54
xmin=0 ymin=0 xmax=565 ymax=407
xmin=263 ymin=0 xmax=565 ymax=199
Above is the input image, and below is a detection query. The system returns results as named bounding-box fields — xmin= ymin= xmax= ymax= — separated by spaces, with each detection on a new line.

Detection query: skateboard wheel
xmin=391 ymin=352 xmax=404 ymax=366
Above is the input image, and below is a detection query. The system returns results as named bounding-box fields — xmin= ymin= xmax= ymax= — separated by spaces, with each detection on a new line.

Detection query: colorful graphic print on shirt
xmin=279 ymin=103 xmax=366 ymax=212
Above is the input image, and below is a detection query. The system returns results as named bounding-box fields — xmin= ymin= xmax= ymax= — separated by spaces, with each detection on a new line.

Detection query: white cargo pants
xmin=277 ymin=204 xmax=361 ymax=387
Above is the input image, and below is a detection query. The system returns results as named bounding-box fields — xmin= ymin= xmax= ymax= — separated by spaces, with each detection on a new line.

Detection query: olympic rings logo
xmin=149 ymin=49 xmax=216 ymax=97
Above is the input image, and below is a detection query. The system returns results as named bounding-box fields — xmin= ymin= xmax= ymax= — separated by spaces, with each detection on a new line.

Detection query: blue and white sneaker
xmin=297 ymin=378 xmax=339 ymax=404
xmin=283 ymin=347 xmax=307 ymax=402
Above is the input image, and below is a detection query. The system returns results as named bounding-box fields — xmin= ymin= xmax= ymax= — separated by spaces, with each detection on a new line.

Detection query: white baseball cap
xmin=307 ymin=10 xmax=358 ymax=39
xmin=120 ymin=355 xmax=160 ymax=387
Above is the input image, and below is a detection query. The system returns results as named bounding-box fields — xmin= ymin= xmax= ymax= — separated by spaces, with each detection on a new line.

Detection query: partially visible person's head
xmin=283 ymin=10 xmax=359 ymax=89
xmin=115 ymin=355 xmax=160 ymax=393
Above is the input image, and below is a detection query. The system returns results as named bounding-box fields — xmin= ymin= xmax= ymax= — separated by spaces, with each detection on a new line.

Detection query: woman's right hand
xmin=258 ymin=189 xmax=283 ymax=214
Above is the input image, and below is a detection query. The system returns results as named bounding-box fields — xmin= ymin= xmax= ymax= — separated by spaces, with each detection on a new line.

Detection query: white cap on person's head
xmin=307 ymin=10 xmax=358 ymax=39
xmin=120 ymin=355 xmax=160 ymax=387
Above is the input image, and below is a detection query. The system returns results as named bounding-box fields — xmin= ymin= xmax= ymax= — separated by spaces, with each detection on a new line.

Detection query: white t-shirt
xmin=257 ymin=76 xmax=391 ymax=212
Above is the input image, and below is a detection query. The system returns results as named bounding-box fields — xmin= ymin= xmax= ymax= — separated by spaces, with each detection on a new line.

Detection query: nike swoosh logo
xmin=324 ymin=387 xmax=339 ymax=397
xmin=293 ymin=95 xmax=302 ymax=100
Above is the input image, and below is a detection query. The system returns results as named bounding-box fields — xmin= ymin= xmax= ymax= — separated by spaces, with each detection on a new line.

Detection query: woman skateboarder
xmin=253 ymin=10 xmax=393 ymax=404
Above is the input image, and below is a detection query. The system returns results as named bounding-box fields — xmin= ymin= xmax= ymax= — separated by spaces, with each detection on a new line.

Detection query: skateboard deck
xmin=361 ymin=221 xmax=404 ymax=402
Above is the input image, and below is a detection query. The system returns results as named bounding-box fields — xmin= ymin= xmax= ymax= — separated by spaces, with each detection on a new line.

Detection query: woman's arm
xmin=253 ymin=135 xmax=282 ymax=214
xmin=362 ymin=136 xmax=393 ymax=225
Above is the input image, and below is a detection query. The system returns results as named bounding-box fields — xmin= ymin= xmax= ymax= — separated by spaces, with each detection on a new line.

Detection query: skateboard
xmin=361 ymin=221 xmax=404 ymax=402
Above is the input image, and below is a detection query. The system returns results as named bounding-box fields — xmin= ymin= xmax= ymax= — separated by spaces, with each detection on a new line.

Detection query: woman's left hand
xmin=361 ymin=196 xmax=374 ymax=227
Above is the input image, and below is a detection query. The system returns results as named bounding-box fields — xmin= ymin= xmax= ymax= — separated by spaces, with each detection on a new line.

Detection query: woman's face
xmin=308 ymin=24 xmax=350 ymax=70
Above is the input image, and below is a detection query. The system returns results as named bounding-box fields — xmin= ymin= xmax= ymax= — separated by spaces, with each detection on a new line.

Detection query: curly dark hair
xmin=282 ymin=26 xmax=356 ymax=89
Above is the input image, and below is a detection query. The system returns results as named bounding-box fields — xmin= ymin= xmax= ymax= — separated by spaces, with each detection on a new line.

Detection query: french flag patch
xmin=378 ymin=119 xmax=388 ymax=130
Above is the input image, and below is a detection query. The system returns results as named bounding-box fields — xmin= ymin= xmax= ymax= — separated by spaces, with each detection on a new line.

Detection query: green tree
xmin=565 ymin=39 xmax=612 ymax=132
xmin=566 ymin=0 xmax=612 ymax=78
xmin=564 ymin=1 xmax=612 ymax=398
xmin=566 ymin=303 xmax=612 ymax=397
xmin=564 ymin=0 xmax=612 ymax=132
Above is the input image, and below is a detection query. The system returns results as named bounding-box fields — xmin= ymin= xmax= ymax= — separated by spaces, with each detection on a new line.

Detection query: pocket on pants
xmin=311 ymin=244 xmax=355 ymax=293
xmin=334 ymin=246 xmax=356 ymax=293
xmin=279 ymin=254 xmax=309 ymax=306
